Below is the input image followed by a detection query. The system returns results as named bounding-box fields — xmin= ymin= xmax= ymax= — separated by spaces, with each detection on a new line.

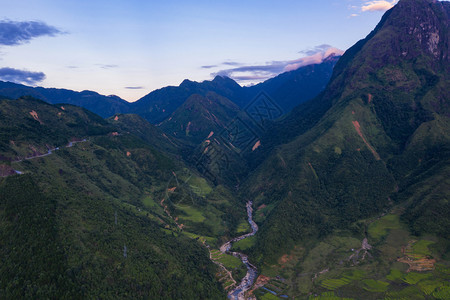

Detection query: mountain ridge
xmin=242 ymin=0 xmax=450 ymax=263
xmin=0 ymin=56 xmax=340 ymax=125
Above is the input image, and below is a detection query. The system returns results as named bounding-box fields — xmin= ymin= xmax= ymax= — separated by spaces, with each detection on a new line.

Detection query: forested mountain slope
xmin=0 ymin=97 xmax=232 ymax=299
xmin=244 ymin=0 xmax=450 ymax=263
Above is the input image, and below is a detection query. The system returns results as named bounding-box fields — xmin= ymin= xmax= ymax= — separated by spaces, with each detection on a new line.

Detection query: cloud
xmin=299 ymin=44 xmax=333 ymax=56
xmin=0 ymin=20 xmax=62 ymax=46
xmin=222 ymin=62 xmax=242 ymax=66
xmin=211 ymin=45 xmax=344 ymax=84
xmin=201 ymin=61 xmax=242 ymax=69
xmin=212 ymin=62 xmax=286 ymax=83
xmin=201 ymin=65 xmax=217 ymax=69
xmin=125 ymin=86 xmax=144 ymax=90
xmin=349 ymin=13 xmax=360 ymax=18
xmin=97 ymin=64 xmax=119 ymax=69
xmin=361 ymin=1 xmax=397 ymax=12
xmin=0 ymin=67 xmax=46 ymax=85
xmin=284 ymin=47 xmax=344 ymax=72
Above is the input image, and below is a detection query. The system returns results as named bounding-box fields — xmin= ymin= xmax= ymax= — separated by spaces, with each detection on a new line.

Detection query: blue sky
xmin=0 ymin=0 xmax=409 ymax=101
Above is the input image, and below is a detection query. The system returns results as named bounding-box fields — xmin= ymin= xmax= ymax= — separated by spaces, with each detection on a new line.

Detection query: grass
xmin=385 ymin=285 xmax=424 ymax=300
xmin=417 ymin=279 xmax=447 ymax=295
xmin=236 ymin=220 xmax=251 ymax=233
xmin=411 ymin=240 xmax=434 ymax=256
xmin=342 ymin=270 xmax=365 ymax=280
xmin=216 ymin=253 xmax=243 ymax=269
xmin=185 ymin=175 xmax=212 ymax=197
xmin=362 ymin=279 xmax=389 ymax=292
xmin=320 ymin=278 xmax=352 ymax=290
xmin=232 ymin=235 xmax=256 ymax=251
xmin=386 ymin=269 xmax=403 ymax=282
xmin=309 ymin=291 xmax=353 ymax=299
xmin=260 ymin=293 xmax=280 ymax=300
xmin=175 ymin=204 xmax=205 ymax=222
xmin=182 ymin=231 xmax=216 ymax=245
xmin=141 ymin=195 xmax=158 ymax=209
xmin=433 ymin=286 xmax=450 ymax=299
xmin=368 ymin=214 xmax=402 ymax=242
xmin=402 ymin=272 xmax=432 ymax=285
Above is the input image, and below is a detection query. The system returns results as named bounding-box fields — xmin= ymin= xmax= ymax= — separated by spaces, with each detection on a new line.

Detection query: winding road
xmin=220 ymin=201 xmax=258 ymax=300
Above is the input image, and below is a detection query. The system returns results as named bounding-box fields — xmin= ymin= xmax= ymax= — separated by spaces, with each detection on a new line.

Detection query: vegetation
xmin=1 ymin=1 xmax=449 ymax=298
xmin=0 ymin=97 xmax=233 ymax=298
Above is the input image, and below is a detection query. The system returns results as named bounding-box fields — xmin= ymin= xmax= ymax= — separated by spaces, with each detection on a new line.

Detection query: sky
xmin=0 ymin=0 xmax=413 ymax=102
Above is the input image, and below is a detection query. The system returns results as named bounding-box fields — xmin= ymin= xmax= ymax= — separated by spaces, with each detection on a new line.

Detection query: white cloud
xmin=361 ymin=1 xmax=397 ymax=12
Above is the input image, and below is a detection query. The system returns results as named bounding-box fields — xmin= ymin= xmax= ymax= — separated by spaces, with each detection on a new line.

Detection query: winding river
xmin=220 ymin=201 xmax=258 ymax=300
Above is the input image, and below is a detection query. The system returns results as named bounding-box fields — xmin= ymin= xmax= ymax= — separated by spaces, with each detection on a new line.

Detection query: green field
xmin=176 ymin=204 xmax=206 ymax=222
xmin=386 ymin=269 xmax=403 ymax=281
xmin=320 ymin=278 xmax=352 ymax=290
xmin=216 ymin=253 xmax=243 ymax=269
xmin=184 ymin=175 xmax=213 ymax=197
xmin=233 ymin=235 xmax=256 ymax=251
xmin=362 ymin=279 xmax=389 ymax=292
xmin=182 ymin=231 xmax=217 ymax=245
xmin=308 ymin=291 xmax=354 ymax=299
xmin=402 ymin=272 xmax=432 ymax=285
xmin=236 ymin=220 xmax=251 ymax=233
xmin=368 ymin=214 xmax=402 ymax=241
xmin=411 ymin=240 xmax=434 ymax=256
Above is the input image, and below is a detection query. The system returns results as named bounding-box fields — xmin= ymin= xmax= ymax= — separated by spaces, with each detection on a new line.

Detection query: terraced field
xmin=249 ymin=211 xmax=449 ymax=299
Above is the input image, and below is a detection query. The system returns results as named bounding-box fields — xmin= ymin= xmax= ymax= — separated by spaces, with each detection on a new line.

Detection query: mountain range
xmin=0 ymin=52 xmax=340 ymax=123
xmin=1 ymin=0 xmax=449 ymax=299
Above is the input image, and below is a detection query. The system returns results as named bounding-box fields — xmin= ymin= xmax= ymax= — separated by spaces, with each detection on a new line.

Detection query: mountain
xmin=2 ymin=0 xmax=449 ymax=298
xmin=239 ymin=0 xmax=449 ymax=289
xmin=242 ymin=54 xmax=340 ymax=112
xmin=0 ymin=96 xmax=249 ymax=298
xmin=158 ymin=92 xmax=258 ymax=187
xmin=131 ymin=57 xmax=340 ymax=124
xmin=233 ymin=0 xmax=450 ymax=297
xmin=130 ymin=76 xmax=243 ymax=123
xmin=0 ymin=81 xmax=131 ymax=118
xmin=0 ymin=56 xmax=339 ymax=126
xmin=159 ymin=92 xmax=242 ymax=144
xmin=109 ymin=113 xmax=183 ymax=156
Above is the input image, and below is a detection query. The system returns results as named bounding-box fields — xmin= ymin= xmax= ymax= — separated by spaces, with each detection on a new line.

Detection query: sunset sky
xmin=0 ymin=0 xmax=410 ymax=101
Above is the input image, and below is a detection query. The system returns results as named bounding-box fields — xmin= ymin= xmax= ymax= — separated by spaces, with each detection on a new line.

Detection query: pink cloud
xmin=284 ymin=47 xmax=344 ymax=72
xmin=211 ymin=45 xmax=344 ymax=85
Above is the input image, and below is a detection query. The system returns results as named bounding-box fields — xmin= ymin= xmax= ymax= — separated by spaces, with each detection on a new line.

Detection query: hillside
xmin=130 ymin=76 xmax=243 ymax=123
xmin=159 ymin=92 xmax=242 ymax=144
xmin=238 ymin=0 xmax=450 ymax=297
xmin=0 ymin=96 xmax=247 ymax=298
xmin=1 ymin=0 xmax=449 ymax=299
xmin=109 ymin=113 xmax=183 ymax=156
xmin=0 ymin=81 xmax=130 ymax=118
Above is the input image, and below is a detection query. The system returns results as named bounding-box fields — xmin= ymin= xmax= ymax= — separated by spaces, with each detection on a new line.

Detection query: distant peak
xmin=212 ymin=75 xmax=241 ymax=88
xmin=213 ymin=75 xmax=230 ymax=82
xmin=180 ymin=79 xmax=194 ymax=87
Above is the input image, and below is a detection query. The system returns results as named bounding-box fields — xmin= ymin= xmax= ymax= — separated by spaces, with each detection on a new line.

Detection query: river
xmin=220 ymin=201 xmax=258 ymax=300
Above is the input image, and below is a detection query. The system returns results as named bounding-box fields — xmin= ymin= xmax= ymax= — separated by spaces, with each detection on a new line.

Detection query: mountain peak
xmin=212 ymin=75 xmax=228 ymax=82
xmin=180 ymin=79 xmax=195 ymax=87
xmin=388 ymin=0 xmax=449 ymax=61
